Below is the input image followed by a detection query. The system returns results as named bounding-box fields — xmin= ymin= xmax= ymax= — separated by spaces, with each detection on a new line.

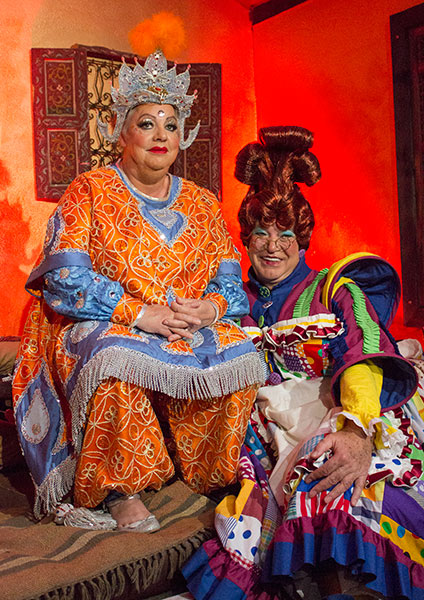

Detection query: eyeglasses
xmin=249 ymin=233 xmax=296 ymax=251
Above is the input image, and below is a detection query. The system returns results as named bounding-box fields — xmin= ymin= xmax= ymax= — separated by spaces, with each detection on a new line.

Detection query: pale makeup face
xmin=247 ymin=223 xmax=300 ymax=289
xmin=119 ymin=103 xmax=180 ymax=177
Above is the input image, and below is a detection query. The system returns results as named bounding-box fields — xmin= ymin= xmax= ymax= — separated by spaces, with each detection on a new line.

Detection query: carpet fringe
xmin=128 ymin=528 xmax=215 ymax=592
xmin=27 ymin=527 xmax=214 ymax=600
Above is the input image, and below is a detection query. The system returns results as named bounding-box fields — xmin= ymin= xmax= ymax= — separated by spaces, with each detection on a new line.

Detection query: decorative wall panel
xmin=31 ymin=49 xmax=91 ymax=201
xmin=44 ymin=60 xmax=75 ymax=116
xmin=32 ymin=45 xmax=222 ymax=201
xmin=172 ymin=67 xmax=222 ymax=199
xmin=47 ymin=130 xmax=78 ymax=185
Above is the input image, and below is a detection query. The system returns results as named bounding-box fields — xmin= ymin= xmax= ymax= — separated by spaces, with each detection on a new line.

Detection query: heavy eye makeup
xmin=165 ymin=121 xmax=178 ymax=132
xmin=252 ymin=227 xmax=268 ymax=237
xmin=252 ymin=227 xmax=295 ymax=239
xmin=279 ymin=229 xmax=295 ymax=238
xmin=136 ymin=118 xmax=178 ymax=132
xmin=137 ymin=119 xmax=154 ymax=129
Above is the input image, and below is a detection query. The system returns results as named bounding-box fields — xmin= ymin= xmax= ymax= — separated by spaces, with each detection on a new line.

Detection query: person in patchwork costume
xmin=183 ymin=126 xmax=424 ymax=600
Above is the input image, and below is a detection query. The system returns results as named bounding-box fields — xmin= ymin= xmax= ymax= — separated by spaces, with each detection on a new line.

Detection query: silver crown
xmin=97 ymin=50 xmax=200 ymax=150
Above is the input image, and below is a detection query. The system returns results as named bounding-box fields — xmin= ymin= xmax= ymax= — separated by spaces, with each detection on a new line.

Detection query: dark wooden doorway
xmin=391 ymin=3 xmax=424 ymax=326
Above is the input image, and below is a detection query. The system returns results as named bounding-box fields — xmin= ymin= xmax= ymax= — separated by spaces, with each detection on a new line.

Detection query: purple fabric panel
xmin=328 ymin=280 xmax=417 ymax=410
xmin=329 ymin=283 xmax=405 ymax=363
xmin=382 ymin=483 xmax=424 ymax=539
xmin=276 ymin=270 xmax=322 ymax=320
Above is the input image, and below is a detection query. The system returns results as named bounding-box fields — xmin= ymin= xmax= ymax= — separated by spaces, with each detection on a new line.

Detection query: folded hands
xmin=135 ymin=297 xmax=217 ymax=342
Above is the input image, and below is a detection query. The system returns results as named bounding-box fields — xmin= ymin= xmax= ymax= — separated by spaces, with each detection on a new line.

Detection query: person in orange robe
xmin=13 ymin=50 xmax=263 ymax=532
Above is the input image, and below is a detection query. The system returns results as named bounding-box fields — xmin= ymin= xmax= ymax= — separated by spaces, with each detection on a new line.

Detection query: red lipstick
xmin=149 ymin=147 xmax=168 ymax=154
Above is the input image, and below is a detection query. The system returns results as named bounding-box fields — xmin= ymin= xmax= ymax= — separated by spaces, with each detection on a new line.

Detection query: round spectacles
xmin=249 ymin=233 xmax=296 ymax=251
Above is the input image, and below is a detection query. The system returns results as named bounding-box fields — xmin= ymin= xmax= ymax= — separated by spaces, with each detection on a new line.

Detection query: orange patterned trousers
xmin=74 ymin=378 xmax=258 ymax=508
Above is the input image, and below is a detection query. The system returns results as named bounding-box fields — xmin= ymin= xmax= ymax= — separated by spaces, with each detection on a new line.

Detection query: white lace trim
xmin=330 ymin=410 xmax=407 ymax=459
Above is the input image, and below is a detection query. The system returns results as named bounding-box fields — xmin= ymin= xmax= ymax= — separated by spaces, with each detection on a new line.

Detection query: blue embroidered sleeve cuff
xmin=43 ymin=266 xmax=124 ymax=321
xmin=205 ymin=271 xmax=249 ymax=318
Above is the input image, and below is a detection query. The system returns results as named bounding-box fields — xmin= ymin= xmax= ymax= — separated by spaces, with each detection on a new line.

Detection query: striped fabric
xmin=0 ymin=479 xmax=216 ymax=600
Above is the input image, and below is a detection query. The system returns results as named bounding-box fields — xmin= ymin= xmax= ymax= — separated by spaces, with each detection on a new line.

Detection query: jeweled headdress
xmin=97 ymin=50 xmax=200 ymax=150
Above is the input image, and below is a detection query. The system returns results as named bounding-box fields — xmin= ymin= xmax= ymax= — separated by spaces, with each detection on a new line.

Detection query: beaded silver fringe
xmin=33 ymin=348 xmax=263 ymax=518
xmin=69 ymin=347 xmax=263 ymax=450
xmin=33 ymin=455 xmax=77 ymax=519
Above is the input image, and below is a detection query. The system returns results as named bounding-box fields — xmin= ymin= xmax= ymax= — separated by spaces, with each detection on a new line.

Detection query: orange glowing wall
xmin=1 ymin=0 xmax=423 ymax=342
xmin=0 ymin=0 xmax=256 ymax=336
xmin=251 ymin=0 xmax=423 ymax=340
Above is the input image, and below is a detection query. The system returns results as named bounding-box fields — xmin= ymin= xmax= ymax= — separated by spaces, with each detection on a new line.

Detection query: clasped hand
xmin=304 ymin=420 xmax=373 ymax=506
xmin=135 ymin=297 xmax=216 ymax=342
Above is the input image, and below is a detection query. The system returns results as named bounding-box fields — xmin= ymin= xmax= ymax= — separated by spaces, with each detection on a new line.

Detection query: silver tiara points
xmin=97 ymin=50 xmax=200 ymax=150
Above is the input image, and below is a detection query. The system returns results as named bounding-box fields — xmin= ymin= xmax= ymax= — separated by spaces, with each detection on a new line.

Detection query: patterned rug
xmin=0 ymin=472 xmax=216 ymax=600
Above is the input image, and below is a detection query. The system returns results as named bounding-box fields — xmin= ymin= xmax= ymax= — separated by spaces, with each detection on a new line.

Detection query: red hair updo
xmin=236 ymin=126 xmax=321 ymax=250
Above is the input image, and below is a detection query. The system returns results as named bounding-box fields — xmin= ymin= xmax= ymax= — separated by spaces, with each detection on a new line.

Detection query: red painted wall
xmin=0 ymin=0 xmax=256 ymax=337
xmin=1 ymin=0 xmax=423 ymax=344
xmin=251 ymin=0 xmax=423 ymax=341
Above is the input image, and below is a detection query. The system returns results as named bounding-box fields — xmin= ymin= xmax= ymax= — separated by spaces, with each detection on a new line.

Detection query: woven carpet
xmin=0 ymin=472 xmax=216 ymax=600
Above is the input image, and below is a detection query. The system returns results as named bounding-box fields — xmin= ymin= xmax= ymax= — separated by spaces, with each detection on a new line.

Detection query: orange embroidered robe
xmin=13 ymin=167 xmax=263 ymax=516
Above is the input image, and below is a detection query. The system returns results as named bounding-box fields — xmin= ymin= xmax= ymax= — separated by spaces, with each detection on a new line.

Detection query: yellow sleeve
xmin=338 ymin=360 xmax=384 ymax=445
xmin=338 ymin=358 xmax=415 ymax=453
xmin=339 ymin=360 xmax=382 ymax=427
